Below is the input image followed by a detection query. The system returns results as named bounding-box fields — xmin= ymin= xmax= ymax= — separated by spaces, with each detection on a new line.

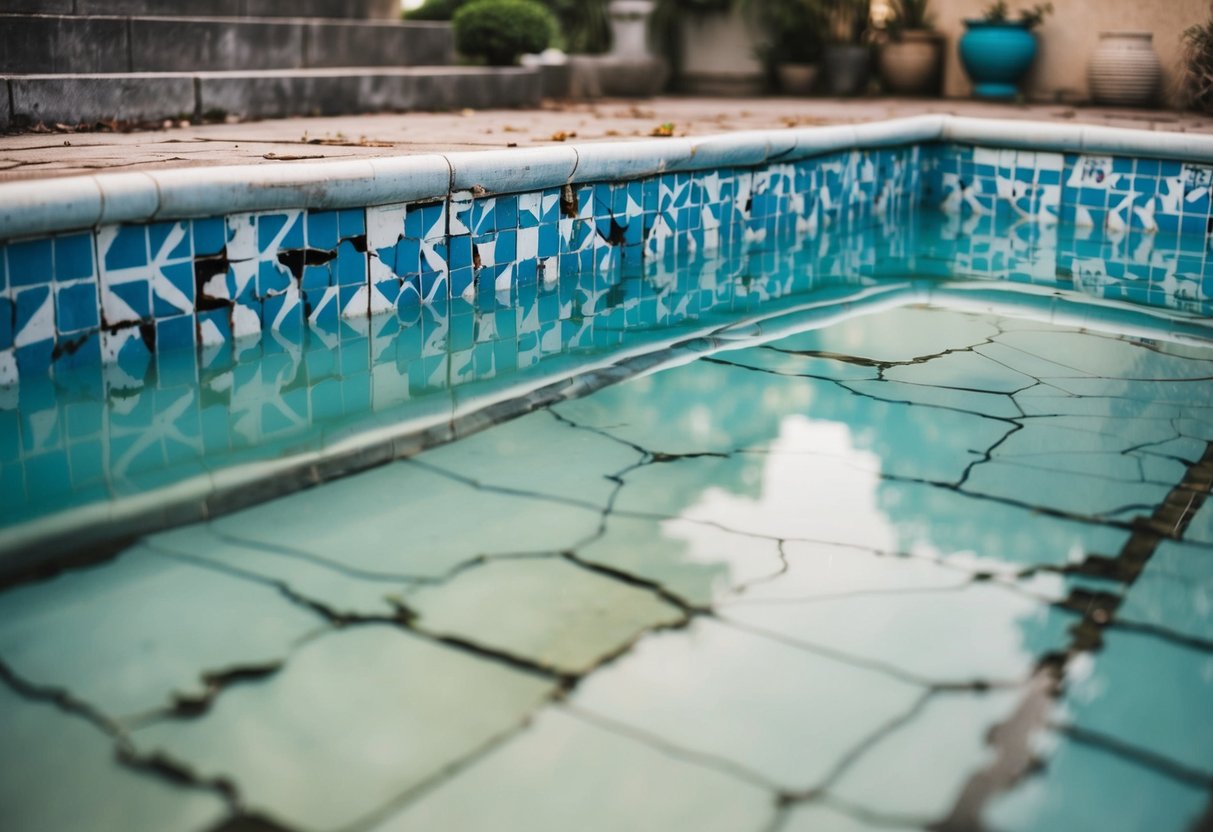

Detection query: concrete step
xmin=1 ymin=67 xmax=542 ymax=127
xmin=5 ymin=1 xmax=401 ymax=19
xmin=0 ymin=15 xmax=453 ymax=73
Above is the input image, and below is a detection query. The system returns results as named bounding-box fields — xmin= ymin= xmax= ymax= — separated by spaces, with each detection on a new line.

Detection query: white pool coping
xmin=4 ymin=115 xmax=1213 ymax=241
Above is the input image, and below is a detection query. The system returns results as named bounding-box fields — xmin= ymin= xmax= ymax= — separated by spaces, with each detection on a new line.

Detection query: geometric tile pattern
xmin=1 ymin=142 xmax=1212 ymax=387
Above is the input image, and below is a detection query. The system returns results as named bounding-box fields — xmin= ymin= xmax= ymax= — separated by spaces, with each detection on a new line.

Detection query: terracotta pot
xmin=777 ymin=62 xmax=819 ymax=95
xmin=878 ymin=30 xmax=943 ymax=96
xmin=1089 ymin=31 xmax=1161 ymax=108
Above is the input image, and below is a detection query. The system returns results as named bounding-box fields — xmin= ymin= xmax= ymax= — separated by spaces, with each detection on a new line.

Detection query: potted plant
xmin=754 ymin=0 xmax=826 ymax=95
xmin=877 ymin=0 xmax=942 ymax=96
xmin=821 ymin=0 xmax=871 ymax=97
xmin=958 ymin=1 xmax=1052 ymax=100
xmin=451 ymin=0 xmax=557 ymax=66
xmin=655 ymin=0 xmax=766 ymax=94
xmin=1183 ymin=12 xmax=1213 ymax=114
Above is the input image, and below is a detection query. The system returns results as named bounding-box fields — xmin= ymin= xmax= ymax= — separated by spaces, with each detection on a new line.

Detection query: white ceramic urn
xmin=1088 ymin=31 xmax=1161 ymax=108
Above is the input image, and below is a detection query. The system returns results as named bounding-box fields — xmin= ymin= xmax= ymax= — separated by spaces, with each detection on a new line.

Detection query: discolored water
xmin=1 ymin=214 xmax=1212 ymax=830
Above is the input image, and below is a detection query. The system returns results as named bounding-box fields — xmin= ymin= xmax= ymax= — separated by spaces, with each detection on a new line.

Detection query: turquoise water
xmin=1 ymin=214 xmax=1212 ymax=830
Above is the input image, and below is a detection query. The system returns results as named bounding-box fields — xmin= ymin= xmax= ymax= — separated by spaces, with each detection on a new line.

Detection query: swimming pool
xmin=1 ymin=119 xmax=1212 ymax=830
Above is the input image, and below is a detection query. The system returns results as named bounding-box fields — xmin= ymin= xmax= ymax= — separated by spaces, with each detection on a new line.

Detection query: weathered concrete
xmin=128 ymin=18 xmax=306 ymax=72
xmin=7 ymin=73 xmax=197 ymax=125
xmin=195 ymin=67 xmax=540 ymax=120
xmin=3 ymin=97 xmax=1209 ymax=184
xmin=0 ymin=16 xmax=130 ymax=74
xmin=0 ymin=16 xmax=453 ymax=73
xmin=304 ymin=20 xmax=454 ymax=69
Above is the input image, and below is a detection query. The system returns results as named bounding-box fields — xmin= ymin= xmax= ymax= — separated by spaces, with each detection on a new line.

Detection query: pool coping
xmin=4 ymin=114 xmax=1213 ymax=242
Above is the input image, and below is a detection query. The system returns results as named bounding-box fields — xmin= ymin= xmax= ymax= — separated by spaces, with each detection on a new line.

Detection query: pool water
xmin=1 ymin=215 xmax=1212 ymax=830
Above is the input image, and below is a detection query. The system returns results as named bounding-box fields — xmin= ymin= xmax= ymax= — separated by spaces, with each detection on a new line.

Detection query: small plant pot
xmin=776 ymin=62 xmax=820 ymax=95
xmin=878 ymin=30 xmax=943 ymax=96
xmin=823 ymin=44 xmax=870 ymax=97
xmin=1088 ymin=31 xmax=1161 ymax=108
xmin=959 ymin=20 xmax=1038 ymax=100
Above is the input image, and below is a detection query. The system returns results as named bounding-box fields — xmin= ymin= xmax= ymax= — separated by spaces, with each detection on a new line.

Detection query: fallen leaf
xmin=650 ymin=122 xmax=675 ymax=137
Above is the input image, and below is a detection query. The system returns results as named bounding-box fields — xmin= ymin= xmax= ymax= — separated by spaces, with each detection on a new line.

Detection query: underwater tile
xmin=212 ymin=460 xmax=603 ymax=580
xmin=963 ymin=459 xmax=1170 ymax=519
xmin=0 ymin=543 xmax=322 ymax=719
xmin=571 ymin=617 xmax=921 ymax=792
xmin=0 ymin=684 xmax=226 ymax=832
xmin=721 ymin=581 xmax=1071 ymax=685
xmin=414 ymin=409 xmax=641 ymax=510
xmin=883 ymin=350 xmax=1036 ymax=394
xmin=1059 ymin=629 xmax=1213 ymax=778
xmin=780 ymin=804 xmax=901 ymax=832
xmin=766 ymin=307 xmax=999 ymax=363
xmin=828 ymin=688 xmax=1020 ymax=821
xmin=843 ymin=378 xmax=1023 ymax=419
xmin=370 ymin=707 xmax=776 ymax=832
xmin=576 ymin=513 xmax=785 ymax=607
xmin=725 ymin=540 xmax=970 ymax=603
xmin=149 ymin=524 xmax=410 ymax=618
xmin=1185 ymin=499 xmax=1213 ymax=545
xmin=984 ymin=729 xmax=1209 ymax=832
xmin=1115 ymin=540 xmax=1213 ymax=643
xmin=132 ymin=626 xmax=554 ymax=831
xmin=719 ymin=346 xmax=881 ymax=381
xmin=405 ymin=559 xmax=684 ymax=674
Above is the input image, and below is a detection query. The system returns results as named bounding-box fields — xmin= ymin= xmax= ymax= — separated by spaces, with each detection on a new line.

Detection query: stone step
xmin=1 ymin=67 xmax=541 ymax=127
xmin=0 ymin=15 xmax=453 ymax=74
xmin=5 ymin=0 xmax=401 ymax=19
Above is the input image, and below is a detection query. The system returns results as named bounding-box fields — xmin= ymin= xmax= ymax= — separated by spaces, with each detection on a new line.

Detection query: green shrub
xmin=452 ymin=0 xmax=557 ymax=66
xmin=405 ymin=0 xmax=468 ymax=20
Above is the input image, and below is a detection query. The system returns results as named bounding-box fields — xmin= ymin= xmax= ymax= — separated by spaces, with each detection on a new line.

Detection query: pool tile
xmin=0 ymin=543 xmax=321 ymax=719
xmin=405 ymin=559 xmax=684 ymax=674
xmin=131 ymin=626 xmax=555 ymax=831
xmin=370 ymin=707 xmax=776 ymax=832
xmin=571 ymin=617 xmax=922 ymax=791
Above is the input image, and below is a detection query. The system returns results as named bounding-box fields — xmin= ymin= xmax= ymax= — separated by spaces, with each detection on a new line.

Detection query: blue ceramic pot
xmin=959 ymin=20 xmax=1038 ymax=99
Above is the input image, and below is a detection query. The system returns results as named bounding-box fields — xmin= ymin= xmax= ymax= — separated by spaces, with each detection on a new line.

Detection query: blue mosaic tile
xmin=155 ymin=313 xmax=196 ymax=352
xmin=102 ymin=225 xmax=148 ymax=271
xmin=0 ymin=297 xmax=14 ymax=351
xmin=335 ymin=239 xmax=367 ymax=286
xmin=13 ymin=285 xmax=54 ymax=349
xmin=307 ymin=210 xmax=340 ymax=251
xmin=55 ymin=281 xmax=100 ymax=334
xmin=53 ymin=233 xmax=95 ymax=282
xmin=8 ymin=237 xmax=54 ymax=287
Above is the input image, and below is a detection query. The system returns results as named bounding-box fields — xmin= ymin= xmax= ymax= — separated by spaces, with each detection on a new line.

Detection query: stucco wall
xmin=931 ymin=0 xmax=1211 ymax=107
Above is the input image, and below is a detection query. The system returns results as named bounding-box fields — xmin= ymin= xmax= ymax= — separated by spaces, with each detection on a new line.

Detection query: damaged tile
xmin=132 ymin=625 xmax=555 ymax=831
xmin=0 ymin=544 xmax=322 ymax=719
xmin=0 ymin=683 xmax=226 ymax=832
xmin=404 ymin=559 xmax=684 ymax=674
xmin=371 ymin=707 xmax=776 ymax=832
xmin=571 ymin=618 xmax=922 ymax=792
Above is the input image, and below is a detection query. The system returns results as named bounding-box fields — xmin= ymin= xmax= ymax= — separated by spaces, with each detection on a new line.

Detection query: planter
xmin=679 ymin=5 xmax=765 ymax=95
xmin=776 ymin=62 xmax=819 ymax=95
xmin=878 ymin=30 xmax=943 ymax=96
xmin=596 ymin=0 xmax=668 ymax=97
xmin=823 ymin=44 xmax=870 ymax=97
xmin=1089 ymin=31 xmax=1161 ymax=108
xmin=959 ymin=20 xmax=1037 ymax=100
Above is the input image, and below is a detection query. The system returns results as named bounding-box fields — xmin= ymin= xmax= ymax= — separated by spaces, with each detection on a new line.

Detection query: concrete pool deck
xmin=3 ymin=96 xmax=1213 ymax=183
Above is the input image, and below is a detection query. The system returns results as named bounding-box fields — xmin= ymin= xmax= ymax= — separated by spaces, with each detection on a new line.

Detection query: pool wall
xmin=2 ymin=116 xmax=1213 ymax=388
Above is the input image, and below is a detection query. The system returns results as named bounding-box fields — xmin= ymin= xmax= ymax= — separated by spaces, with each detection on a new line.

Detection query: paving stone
xmin=0 ymin=16 xmax=130 ymax=74
xmin=720 ymin=582 xmax=1073 ymax=685
xmin=578 ymin=513 xmax=785 ymax=606
xmin=1060 ymin=629 xmax=1213 ymax=778
xmin=0 ymin=543 xmax=322 ymax=719
xmin=132 ymin=625 xmax=555 ymax=832
xmin=415 ymin=409 xmax=642 ymax=510
xmin=571 ymin=618 xmax=923 ymax=792
xmin=984 ymin=730 xmax=1209 ymax=832
xmin=829 ymin=689 xmax=1021 ymax=821
xmin=404 ymin=559 xmax=684 ymax=674
xmin=129 ymin=19 xmax=305 ymax=72
xmin=9 ymin=74 xmax=197 ymax=125
xmin=212 ymin=460 xmax=603 ymax=580
xmin=371 ymin=707 xmax=777 ymax=832
xmin=0 ymin=683 xmax=227 ymax=832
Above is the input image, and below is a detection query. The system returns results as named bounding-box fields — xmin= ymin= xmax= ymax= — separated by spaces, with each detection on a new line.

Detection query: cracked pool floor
xmin=2 ymin=304 xmax=1212 ymax=831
